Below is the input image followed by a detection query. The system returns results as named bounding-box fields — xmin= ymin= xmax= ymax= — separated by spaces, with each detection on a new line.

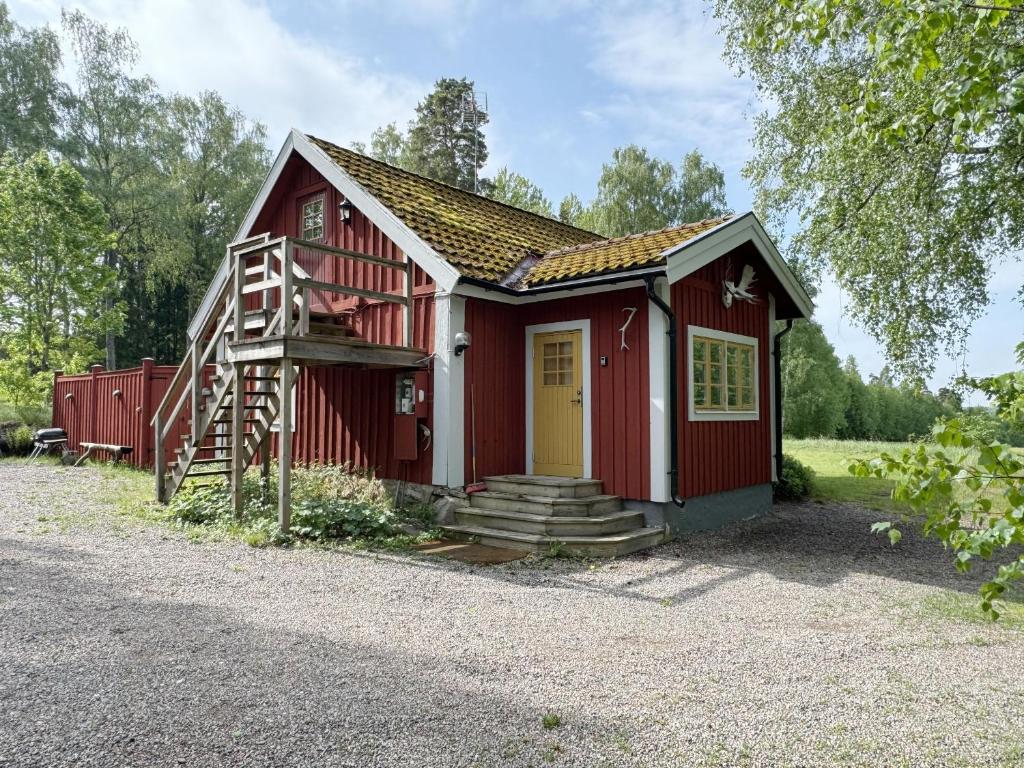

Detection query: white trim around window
xmin=524 ymin=319 xmax=593 ymax=478
xmin=687 ymin=325 xmax=760 ymax=422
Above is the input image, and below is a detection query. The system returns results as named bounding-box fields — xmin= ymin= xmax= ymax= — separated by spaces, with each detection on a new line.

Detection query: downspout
xmin=773 ymin=319 xmax=795 ymax=478
xmin=644 ymin=277 xmax=685 ymax=508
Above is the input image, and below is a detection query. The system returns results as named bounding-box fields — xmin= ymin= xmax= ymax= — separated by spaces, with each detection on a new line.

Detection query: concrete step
xmin=455 ymin=507 xmax=643 ymax=536
xmin=440 ymin=524 xmax=665 ymax=558
xmin=483 ymin=474 xmax=603 ymax=498
xmin=469 ymin=490 xmax=621 ymax=517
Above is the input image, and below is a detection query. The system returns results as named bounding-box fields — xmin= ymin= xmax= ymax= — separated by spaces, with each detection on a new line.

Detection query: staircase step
xmin=184 ymin=469 xmax=231 ymax=478
xmin=176 ymin=446 xmax=232 ymax=455
xmin=469 ymin=491 xmax=620 ymax=517
xmin=244 ymin=375 xmax=279 ymax=381
xmin=483 ymin=474 xmax=603 ymax=498
xmin=190 ymin=457 xmax=232 ymax=465
xmin=211 ymin=418 xmax=262 ymax=424
xmin=440 ymin=524 xmax=665 ymax=558
xmin=455 ymin=508 xmax=642 ymax=536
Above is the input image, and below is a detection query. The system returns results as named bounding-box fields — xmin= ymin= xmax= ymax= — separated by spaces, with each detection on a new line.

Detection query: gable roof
xmin=307 ymin=135 xmax=601 ymax=283
xmin=522 ymin=216 xmax=733 ymax=286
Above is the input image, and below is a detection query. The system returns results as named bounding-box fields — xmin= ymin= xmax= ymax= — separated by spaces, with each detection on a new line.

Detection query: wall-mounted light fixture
xmin=64 ymin=392 xmax=73 ymax=401
xmin=339 ymin=199 xmax=353 ymax=223
xmin=454 ymin=331 xmax=471 ymax=357
xmin=112 ymin=388 xmax=122 ymax=398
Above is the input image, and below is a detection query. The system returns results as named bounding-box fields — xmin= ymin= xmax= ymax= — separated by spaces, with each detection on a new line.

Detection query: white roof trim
xmin=663 ymin=212 xmax=813 ymax=318
xmin=188 ymin=129 xmax=459 ymax=340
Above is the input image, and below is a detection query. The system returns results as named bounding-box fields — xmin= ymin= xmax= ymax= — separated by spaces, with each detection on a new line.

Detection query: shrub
xmin=2 ymin=424 xmax=35 ymax=456
xmin=773 ymin=454 xmax=815 ymax=501
xmin=167 ymin=462 xmax=397 ymax=544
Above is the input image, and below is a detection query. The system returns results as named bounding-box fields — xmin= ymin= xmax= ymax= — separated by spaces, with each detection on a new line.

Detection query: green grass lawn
xmin=786 ymin=438 xmax=907 ymax=510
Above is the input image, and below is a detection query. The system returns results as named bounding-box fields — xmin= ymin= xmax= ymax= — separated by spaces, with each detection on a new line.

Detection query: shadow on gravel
xmin=353 ymin=500 xmax=992 ymax=605
xmin=0 ymin=544 xmax=624 ymax=768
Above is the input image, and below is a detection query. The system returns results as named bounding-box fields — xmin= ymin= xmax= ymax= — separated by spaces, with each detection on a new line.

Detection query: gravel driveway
xmin=1 ymin=461 xmax=1022 ymax=767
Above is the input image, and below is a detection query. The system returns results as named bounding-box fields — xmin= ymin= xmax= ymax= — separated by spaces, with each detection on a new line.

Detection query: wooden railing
xmin=150 ymin=233 xmax=414 ymax=494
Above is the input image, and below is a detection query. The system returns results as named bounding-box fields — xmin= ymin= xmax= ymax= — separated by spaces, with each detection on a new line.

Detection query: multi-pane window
xmin=301 ymin=196 xmax=324 ymax=241
xmin=691 ymin=334 xmax=756 ymax=413
xmin=542 ymin=341 xmax=574 ymax=386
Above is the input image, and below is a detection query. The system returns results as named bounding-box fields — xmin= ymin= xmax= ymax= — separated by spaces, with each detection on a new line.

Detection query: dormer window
xmin=301 ymin=195 xmax=324 ymax=241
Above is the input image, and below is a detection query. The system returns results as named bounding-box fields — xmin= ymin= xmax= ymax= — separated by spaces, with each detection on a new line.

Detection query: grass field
xmin=785 ymin=438 xmax=907 ymax=509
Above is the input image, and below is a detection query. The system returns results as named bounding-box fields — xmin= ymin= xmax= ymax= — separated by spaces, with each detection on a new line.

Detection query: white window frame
xmin=687 ymin=325 xmax=759 ymax=422
xmin=300 ymin=194 xmax=325 ymax=242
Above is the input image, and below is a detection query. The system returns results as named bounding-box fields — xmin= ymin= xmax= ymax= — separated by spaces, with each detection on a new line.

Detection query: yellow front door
xmin=532 ymin=330 xmax=584 ymax=477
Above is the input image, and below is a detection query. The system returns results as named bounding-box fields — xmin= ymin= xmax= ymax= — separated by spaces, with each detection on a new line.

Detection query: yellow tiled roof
xmin=309 ymin=135 xmax=601 ymax=282
xmin=523 ymin=216 xmax=734 ymax=286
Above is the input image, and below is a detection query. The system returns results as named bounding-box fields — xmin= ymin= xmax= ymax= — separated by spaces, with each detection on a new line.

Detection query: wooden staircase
xmin=442 ymin=475 xmax=666 ymax=557
xmin=151 ymin=233 xmax=424 ymax=530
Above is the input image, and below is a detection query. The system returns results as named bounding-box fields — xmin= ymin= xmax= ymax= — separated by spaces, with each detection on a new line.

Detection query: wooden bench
xmin=74 ymin=442 xmax=134 ymax=466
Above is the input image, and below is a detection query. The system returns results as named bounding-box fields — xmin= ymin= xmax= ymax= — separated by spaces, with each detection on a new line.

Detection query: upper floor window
xmin=301 ymin=196 xmax=324 ymax=241
xmin=688 ymin=326 xmax=758 ymax=421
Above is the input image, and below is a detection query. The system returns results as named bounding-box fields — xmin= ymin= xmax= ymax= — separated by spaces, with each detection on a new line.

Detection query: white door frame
xmin=524 ymin=319 xmax=593 ymax=478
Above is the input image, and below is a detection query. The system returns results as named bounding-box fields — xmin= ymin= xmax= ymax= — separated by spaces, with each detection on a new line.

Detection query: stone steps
xmin=468 ymin=490 xmax=621 ymax=517
xmin=441 ymin=524 xmax=665 ymax=558
xmin=455 ymin=507 xmax=643 ymax=536
xmin=439 ymin=474 xmax=664 ymax=557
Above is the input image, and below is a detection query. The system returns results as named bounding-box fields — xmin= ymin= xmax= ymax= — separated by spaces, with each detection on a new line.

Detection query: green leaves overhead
xmin=714 ymin=0 xmax=1024 ymax=376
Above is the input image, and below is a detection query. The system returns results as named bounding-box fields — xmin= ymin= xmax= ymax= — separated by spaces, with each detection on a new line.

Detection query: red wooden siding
xmin=463 ymin=288 xmax=651 ymax=500
xmin=251 ymin=152 xmax=436 ymax=482
xmin=673 ymin=255 xmax=775 ymax=497
xmin=249 ymin=152 xmax=434 ymax=348
xmin=51 ymin=361 xmax=184 ymax=468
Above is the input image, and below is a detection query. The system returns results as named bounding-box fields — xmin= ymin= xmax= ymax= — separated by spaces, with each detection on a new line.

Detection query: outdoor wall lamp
xmin=454 ymin=331 xmax=471 ymax=357
xmin=112 ymin=388 xmax=122 ymax=398
xmin=339 ymin=199 xmax=353 ymax=223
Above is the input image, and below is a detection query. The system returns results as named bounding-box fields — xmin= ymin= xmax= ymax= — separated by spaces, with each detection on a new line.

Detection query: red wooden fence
xmin=51 ymin=360 xmax=185 ymax=469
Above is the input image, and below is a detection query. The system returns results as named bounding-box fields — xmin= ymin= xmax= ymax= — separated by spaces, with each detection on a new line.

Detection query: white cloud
xmin=10 ymin=0 xmax=426 ymax=147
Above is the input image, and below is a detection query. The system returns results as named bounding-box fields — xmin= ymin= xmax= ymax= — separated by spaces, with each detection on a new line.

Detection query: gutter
xmin=644 ymin=276 xmax=685 ymax=508
xmin=773 ymin=319 xmax=795 ymax=478
xmin=457 ymin=266 xmax=666 ymax=297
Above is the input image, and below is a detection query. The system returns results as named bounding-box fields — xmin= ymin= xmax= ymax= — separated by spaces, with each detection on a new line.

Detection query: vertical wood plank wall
xmin=51 ymin=362 xmax=183 ymax=468
xmin=672 ymin=258 xmax=773 ymax=497
xmin=252 ymin=152 xmax=436 ymax=483
xmin=463 ymin=288 xmax=651 ymax=500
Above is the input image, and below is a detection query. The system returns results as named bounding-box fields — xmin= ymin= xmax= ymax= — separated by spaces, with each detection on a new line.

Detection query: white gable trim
xmin=188 ymin=129 xmax=459 ymax=340
xmin=294 ymin=130 xmax=460 ymax=292
xmin=663 ymin=212 xmax=813 ymax=319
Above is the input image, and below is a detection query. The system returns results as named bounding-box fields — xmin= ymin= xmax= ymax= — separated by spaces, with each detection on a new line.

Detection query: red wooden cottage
xmin=70 ymin=129 xmax=812 ymax=556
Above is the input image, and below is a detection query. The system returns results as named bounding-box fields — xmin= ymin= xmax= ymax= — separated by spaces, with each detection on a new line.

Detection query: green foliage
xmin=560 ymin=145 xmax=730 ymax=237
xmin=487 ymin=167 xmax=554 ymax=218
xmin=0 ymin=151 xmax=117 ymax=404
xmin=773 ymin=454 xmax=815 ymax=501
xmin=781 ymin=321 xmax=850 ymax=438
xmin=851 ymin=416 xmax=1024 ymax=620
xmin=168 ymin=462 xmax=400 ymax=544
xmin=541 ymin=713 xmax=561 ymax=730
xmin=714 ymin=0 xmax=1024 ymax=376
xmin=0 ymin=4 xmax=64 ymax=157
xmin=2 ymin=423 xmax=34 ymax=455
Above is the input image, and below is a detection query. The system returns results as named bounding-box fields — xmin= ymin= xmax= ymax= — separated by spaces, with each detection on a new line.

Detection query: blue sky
xmin=11 ymin=0 xmax=1024 ymax=398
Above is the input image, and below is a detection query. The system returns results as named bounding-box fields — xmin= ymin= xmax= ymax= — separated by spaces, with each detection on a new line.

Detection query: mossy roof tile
xmin=310 ymin=135 xmax=733 ymax=288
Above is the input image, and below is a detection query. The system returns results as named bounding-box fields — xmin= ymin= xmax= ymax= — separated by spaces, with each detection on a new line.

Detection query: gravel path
xmin=1 ymin=461 xmax=1022 ymax=767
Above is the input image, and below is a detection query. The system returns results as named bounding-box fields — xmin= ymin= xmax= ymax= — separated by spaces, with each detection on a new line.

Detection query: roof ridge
xmin=307 ymin=134 xmax=606 ymax=242
xmin=539 ymin=215 xmax=736 ymax=259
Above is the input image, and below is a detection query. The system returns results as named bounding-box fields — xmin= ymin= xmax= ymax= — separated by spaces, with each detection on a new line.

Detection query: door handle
xmin=570 ymin=389 xmax=582 ymax=405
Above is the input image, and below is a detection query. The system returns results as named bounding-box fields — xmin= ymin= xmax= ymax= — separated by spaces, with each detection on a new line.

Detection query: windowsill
xmin=689 ymin=409 xmax=759 ymax=422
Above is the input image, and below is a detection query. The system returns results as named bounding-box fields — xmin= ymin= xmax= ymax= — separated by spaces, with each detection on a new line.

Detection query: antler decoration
xmin=722 ymin=263 xmax=759 ymax=308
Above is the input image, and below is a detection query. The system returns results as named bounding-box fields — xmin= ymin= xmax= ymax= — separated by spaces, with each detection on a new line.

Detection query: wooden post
xmin=139 ymin=358 xmax=154 ymax=467
xmin=281 ymin=242 xmax=294 ymax=335
xmin=278 ymin=359 xmax=293 ymax=532
xmin=404 ymin=258 xmax=414 ymax=347
xmin=89 ymin=364 xmax=103 ymax=447
xmin=154 ymin=413 xmax=166 ymax=502
xmin=51 ymin=369 xmax=62 ymax=433
xmin=231 ymin=362 xmax=245 ymax=519
xmin=233 ymin=247 xmax=245 ymax=344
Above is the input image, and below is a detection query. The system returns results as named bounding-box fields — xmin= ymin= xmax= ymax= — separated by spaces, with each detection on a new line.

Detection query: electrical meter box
xmin=394 ymin=374 xmax=418 ymax=460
